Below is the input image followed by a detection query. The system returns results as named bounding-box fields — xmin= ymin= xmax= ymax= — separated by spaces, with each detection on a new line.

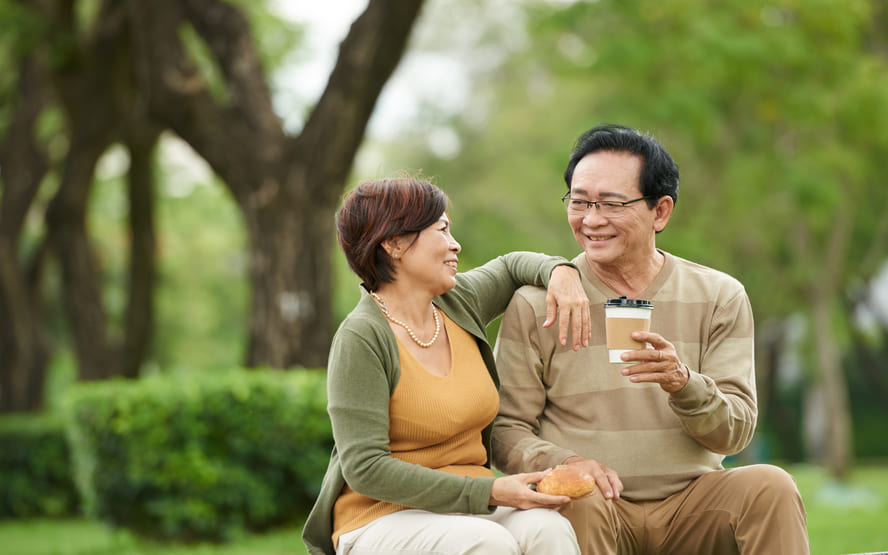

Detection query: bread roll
xmin=537 ymin=465 xmax=596 ymax=498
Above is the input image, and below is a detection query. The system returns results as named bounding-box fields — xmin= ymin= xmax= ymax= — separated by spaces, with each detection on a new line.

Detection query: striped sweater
xmin=491 ymin=250 xmax=757 ymax=501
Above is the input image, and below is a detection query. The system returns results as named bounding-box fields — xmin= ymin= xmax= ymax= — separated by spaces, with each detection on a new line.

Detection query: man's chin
xmin=582 ymin=247 xmax=617 ymax=266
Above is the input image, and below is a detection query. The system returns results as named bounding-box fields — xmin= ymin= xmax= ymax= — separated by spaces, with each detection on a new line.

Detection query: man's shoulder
xmin=667 ymin=252 xmax=746 ymax=294
xmin=511 ymin=284 xmax=550 ymax=311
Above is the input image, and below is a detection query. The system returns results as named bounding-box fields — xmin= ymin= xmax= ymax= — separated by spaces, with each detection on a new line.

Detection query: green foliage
xmin=0 ymin=414 xmax=78 ymax=519
xmin=396 ymin=0 xmax=888 ymax=319
xmin=62 ymin=368 xmax=332 ymax=543
xmin=529 ymin=0 xmax=888 ymax=318
xmin=152 ymin=172 xmax=249 ymax=371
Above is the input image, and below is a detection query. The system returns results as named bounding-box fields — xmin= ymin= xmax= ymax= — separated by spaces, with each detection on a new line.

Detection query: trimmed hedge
xmin=63 ymin=368 xmax=332 ymax=542
xmin=0 ymin=414 xmax=79 ymax=518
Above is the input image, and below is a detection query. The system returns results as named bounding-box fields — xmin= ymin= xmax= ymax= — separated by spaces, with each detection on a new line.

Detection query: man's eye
xmin=570 ymin=200 xmax=590 ymax=209
xmin=600 ymin=202 xmax=623 ymax=209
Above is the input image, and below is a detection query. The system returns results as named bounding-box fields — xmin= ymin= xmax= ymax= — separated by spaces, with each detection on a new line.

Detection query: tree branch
xmin=181 ymin=0 xmax=280 ymax=135
xmin=299 ymin=0 xmax=426 ymax=198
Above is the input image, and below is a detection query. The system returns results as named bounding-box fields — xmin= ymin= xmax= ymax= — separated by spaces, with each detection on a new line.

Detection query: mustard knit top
xmin=331 ymin=312 xmax=498 ymax=546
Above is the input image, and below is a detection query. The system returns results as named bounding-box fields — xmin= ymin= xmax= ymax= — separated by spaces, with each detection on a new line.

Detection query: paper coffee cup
xmin=605 ymin=296 xmax=653 ymax=363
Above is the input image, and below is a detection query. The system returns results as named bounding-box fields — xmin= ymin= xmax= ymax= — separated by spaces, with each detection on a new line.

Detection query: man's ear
xmin=653 ymin=196 xmax=674 ymax=233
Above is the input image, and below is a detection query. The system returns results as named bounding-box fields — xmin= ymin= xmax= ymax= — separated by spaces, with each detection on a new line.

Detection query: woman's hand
xmin=545 ymin=265 xmax=591 ymax=350
xmin=489 ymin=470 xmax=572 ymax=509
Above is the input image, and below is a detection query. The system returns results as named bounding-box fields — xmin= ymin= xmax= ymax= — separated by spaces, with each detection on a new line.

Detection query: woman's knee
xmin=505 ymin=508 xmax=580 ymax=553
xmin=465 ymin=522 xmax=521 ymax=554
xmin=342 ymin=511 xmax=521 ymax=555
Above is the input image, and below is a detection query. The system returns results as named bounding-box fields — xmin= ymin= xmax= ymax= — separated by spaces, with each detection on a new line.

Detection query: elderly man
xmin=492 ymin=124 xmax=809 ymax=554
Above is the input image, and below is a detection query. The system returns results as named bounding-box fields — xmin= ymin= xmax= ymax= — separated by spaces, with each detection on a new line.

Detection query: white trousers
xmin=336 ymin=507 xmax=580 ymax=555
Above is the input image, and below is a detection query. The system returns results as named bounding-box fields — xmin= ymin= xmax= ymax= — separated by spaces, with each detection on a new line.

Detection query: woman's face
xmin=395 ymin=213 xmax=461 ymax=295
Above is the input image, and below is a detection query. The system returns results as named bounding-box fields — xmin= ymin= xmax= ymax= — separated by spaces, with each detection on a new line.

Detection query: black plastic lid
xmin=605 ymin=295 xmax=653 ymax=308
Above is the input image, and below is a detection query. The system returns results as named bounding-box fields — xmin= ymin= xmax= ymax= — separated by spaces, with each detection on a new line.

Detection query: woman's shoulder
xmin=333 ymin=300 xmax=390 ymax=347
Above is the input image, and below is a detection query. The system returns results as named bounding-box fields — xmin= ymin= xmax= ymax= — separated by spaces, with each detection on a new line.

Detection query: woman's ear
xmin=382 ymin=237 xmax=403 ymax=260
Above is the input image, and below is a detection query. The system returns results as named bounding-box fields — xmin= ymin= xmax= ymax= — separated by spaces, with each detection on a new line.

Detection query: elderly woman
xmin=303 ymin=177 xmax=589 ymax=555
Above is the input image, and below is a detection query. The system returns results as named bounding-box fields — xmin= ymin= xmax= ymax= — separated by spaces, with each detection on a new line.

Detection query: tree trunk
xmin=45 ymin=0 xmax=121 ymax=379
xmin=241 ymin=185 xmax=336 ymax=368
xmin=803 ymin=199 xmax=854 ymax=479
xmin=44 ymin=0 xmax=154 ymax=382
xmin=46 ymin=137 xmax=116 ymax=381
xmin=0 ymin=242 xmax=50 ymax=412
xmin=0 ymin=56 xmax=52 ymax=412
xmin=120 ymin=128 xmax=159 ymax=378
xmin=127 ymin=0 xmax=426 ymax=368
xmin=810 ymin=297 xmax=852 ymax=478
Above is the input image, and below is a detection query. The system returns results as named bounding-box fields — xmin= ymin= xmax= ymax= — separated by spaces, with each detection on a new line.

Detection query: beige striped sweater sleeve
xmin=491 ymin=251 xmax=757 ymax=501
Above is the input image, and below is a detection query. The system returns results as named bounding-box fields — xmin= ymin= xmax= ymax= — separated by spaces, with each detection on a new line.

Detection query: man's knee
xmin=727 ymin=465 xmax=810 ymax=553
xmin=738 ymin=464 xmax=803 ymax=505
xmin=558 ymin=493 xmax=620 ymax=543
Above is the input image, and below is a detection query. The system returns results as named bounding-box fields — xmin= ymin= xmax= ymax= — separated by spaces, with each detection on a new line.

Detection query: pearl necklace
xmin=370 ymin=291 xmax=441 ymax=348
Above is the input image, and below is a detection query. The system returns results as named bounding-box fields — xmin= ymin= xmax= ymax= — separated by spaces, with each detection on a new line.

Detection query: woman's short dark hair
xmin=563 ymin=124 xmax=680 ymax=208
xmin=336 ymin=177 xmax=449 ymax=291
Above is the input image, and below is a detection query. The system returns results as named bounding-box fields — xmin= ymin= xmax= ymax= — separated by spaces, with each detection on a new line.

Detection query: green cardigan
xmin=302 ymin=252 xmax=571 ymax=555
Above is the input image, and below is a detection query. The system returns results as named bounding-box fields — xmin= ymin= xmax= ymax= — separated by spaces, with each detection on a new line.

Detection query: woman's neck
xmin=371 ymin=283 xmax=437 ymax=327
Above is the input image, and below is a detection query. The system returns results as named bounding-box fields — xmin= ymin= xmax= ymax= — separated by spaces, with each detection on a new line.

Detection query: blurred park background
xmin=1 ymin=0 xmax=887 ymax=553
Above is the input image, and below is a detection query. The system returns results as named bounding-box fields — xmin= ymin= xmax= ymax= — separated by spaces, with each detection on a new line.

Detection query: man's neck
xmin=588 ymin=249 xmax=665 ymax=298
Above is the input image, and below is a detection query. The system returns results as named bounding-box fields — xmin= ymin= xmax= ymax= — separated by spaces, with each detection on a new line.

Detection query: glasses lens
xmin=563 ymin=197 xmax=582 ymax=212
xmin=598 ymin=201 xmax=624 ymax=216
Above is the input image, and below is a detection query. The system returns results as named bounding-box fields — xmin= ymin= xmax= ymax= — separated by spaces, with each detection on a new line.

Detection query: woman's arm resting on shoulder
xmin=545 ymin=265 xmax=590 ymax=350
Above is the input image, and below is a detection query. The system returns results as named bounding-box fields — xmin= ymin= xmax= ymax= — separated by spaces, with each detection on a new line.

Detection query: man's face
xmin=567 ymin=150 xmax=658 ymax=269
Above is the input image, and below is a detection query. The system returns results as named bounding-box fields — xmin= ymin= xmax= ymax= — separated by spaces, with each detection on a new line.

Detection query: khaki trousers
xmin=559 ymin=464 xmax=810 ymax=555
xmin=336 ymin=506 xmax=580 ymax=554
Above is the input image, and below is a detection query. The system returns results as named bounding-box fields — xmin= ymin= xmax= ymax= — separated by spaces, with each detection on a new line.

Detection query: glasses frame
xmin=560 ymin=194 xmax=655 ymax=215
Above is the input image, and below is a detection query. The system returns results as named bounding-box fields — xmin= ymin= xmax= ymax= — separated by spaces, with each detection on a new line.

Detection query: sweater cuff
xmin=549 ymin=447 xmax=582 ymax=469
xmin=550 ymin=261 xmax=579 ymax=276
xmin=669 ymin=367 xmax=709 ymax=409
xmin=470 ymin=476 xmax=498 ymax=514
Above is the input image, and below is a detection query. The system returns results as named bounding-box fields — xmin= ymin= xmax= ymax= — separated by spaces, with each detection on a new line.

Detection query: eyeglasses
xmin=561 ymin=194 xmax=654 ymax=217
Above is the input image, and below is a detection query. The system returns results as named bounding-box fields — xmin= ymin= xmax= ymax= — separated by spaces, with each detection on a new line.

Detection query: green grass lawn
xmin=794 ymin=463 xmax=888 ymax=555
xmin=1 ymin=463 xmax=885 ymax=554
xmin=0 ymin=518 xmax=309 ymax=555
